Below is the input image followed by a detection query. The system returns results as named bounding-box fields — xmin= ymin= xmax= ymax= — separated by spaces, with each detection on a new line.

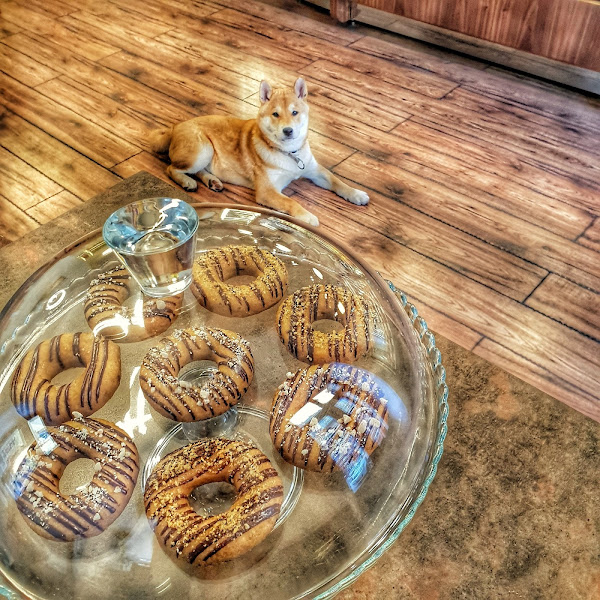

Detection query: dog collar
xmin=286 ymin=150 xmax=305 ymax=170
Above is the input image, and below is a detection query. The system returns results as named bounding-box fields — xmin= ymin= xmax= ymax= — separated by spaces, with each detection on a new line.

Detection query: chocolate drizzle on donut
xmin=191 ymin=246 xmax=289 ymax=318
xmin=11 ymin=332 xmax=121 ymax=426
xmin=84 ymin=266 xmax=182 ymax=342
xmin=270 ymin=364 xmax=389 ymax=474
xmin=13 ymin=417 xmax=140 ymax=542
xmin=144 ymin=439 xmax=283 ymax=565
xmin=139 ymin=328 xmax=255 ymax=422
xmin=277 ymin=284 xmax=374 ymax=364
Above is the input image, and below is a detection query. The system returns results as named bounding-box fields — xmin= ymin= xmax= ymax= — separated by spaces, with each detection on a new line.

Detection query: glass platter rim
xmin=0 ymin=202 xmax=449 ymax=599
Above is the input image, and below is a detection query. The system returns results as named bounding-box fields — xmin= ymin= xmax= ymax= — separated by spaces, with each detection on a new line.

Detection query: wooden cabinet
xmin=331 ymin=0 xmax=600 ymax=71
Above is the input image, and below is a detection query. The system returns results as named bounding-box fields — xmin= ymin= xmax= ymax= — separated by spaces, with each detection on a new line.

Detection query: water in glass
xmin=103 ymin=198 xmax=198 ymax=297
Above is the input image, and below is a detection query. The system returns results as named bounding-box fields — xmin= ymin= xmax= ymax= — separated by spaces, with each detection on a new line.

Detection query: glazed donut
xmin=276 ymin=284 xmax=374 ymax=364
xmin=84 ymin=266 xmax=183 ymax=342
xmin=13 ymin=417 xmax=139 ymax=541
xmin=144 ymin=438 xmax=283 ymax=565
xmin=11 ymin=332 xmax=121 ymax=426
xmin=140 ymin=327 xmax=254 ymax=422
xmin=191 ymin=245 xmax=288 ymax=317
xmin=270 ymin=363 xmax=389 ymax=472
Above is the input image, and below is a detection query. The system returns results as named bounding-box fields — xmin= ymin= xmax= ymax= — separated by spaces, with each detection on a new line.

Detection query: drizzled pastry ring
xmin=276 ymin=284 xmax=374 ymax=364
xmin=84 ymin=266 xmax=182 ymax=342
xmin=270 ymin=363 xmax=389 ymax=472
xmin=11 ymin=332 xmax=121 ymax=426
xmin=191 ymin=245 xmax=288 ymax=317
xmin=13 ymin=417 xmax=139 ymax=541
xmin=144 ymin=438 xmax=283 ymax=565
xmin=139 ymin=327 xmax=254 ymax=422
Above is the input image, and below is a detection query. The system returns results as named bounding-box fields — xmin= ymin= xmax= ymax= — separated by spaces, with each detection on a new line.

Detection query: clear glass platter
xmin=0 ymin=204 xmax=448 ymax=599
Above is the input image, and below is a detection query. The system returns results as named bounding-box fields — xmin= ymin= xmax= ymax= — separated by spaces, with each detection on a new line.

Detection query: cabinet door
xmin=351 ymin=0 xmax=600 ymax=70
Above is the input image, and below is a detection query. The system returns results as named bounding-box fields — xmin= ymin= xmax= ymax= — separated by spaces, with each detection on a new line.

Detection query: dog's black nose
xmin=283 ymin=127 xmax=293 ymax=137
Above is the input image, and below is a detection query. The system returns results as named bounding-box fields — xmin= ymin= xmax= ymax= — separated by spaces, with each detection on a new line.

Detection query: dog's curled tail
xmin=148 ymin=126 xmax=173 ymax=154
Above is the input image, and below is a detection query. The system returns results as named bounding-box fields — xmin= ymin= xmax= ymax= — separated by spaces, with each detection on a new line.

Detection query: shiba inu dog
xmin=148 ymin=78 xmax=369 ymax=226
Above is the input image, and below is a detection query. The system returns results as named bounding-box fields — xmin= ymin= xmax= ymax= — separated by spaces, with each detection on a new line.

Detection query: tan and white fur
xmin=148 ymin=78 xmax=369 ymax=226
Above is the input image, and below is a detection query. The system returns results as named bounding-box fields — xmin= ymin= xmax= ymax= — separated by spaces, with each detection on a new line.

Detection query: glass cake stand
xmin=0 ymin=204 xmax=448 ymax=599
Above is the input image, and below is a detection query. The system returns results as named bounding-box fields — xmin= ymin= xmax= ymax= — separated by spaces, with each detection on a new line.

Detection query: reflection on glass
xmin=271 ymin=363 xmax=402 ymax=492
xmin=92 ymin=314 xmax=131 ymax=339
xmin=124 ymin=515 xmax=157 ymax=567
xmin=45 ymin=289 xmax=66 ymax=311
xmin=27 ymin=416 xmax=57 ymax=455
xmin=117 ymin=384 xmax=153 ymax=437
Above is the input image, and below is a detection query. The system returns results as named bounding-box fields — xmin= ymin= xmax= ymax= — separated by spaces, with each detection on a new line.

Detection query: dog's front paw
xmin=183 ymin=181 xmax=198 ymax=191
xmin=346 ymin=189 xmax=369 ymax=206
xmin=306 ymin=213 xmax=320 ymax=227
xmin=208 ymin=177 xmax=223 ymax=192
xmin=296 ymin=211 xmax=319 ymax=227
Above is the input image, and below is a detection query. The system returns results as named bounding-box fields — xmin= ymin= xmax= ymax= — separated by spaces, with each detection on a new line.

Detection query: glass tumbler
xmin=103 ymin=197 xmax=198 ymax=297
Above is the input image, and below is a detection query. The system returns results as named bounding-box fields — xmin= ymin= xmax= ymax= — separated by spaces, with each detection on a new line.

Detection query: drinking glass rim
xmin=102 ymin=197 xmax=199 ymax=256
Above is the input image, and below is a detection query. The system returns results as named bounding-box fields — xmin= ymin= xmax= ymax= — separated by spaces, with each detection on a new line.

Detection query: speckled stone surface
xmin=0 ymin=173 xmax=598 ymax=599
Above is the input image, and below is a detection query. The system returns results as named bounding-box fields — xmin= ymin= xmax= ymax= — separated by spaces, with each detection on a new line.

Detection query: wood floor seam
xmin=297 ymin=192 xmax=548 ymax=304
xmin=521 ymin=274 xmax=550 ymax=305
xmin=392 ymin=118 xmax=600 ymax=201
xmin=473 ymin=337 xmax=598 ymax=405
xmin=330 ymin=161 xmax=585 ymax=276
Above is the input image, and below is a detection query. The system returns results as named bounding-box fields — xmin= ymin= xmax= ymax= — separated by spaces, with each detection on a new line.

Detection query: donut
xmin=139 ymin=327 xmax=254 ymax=422
xmin=191 ymin=245 xmax=288 ymax=317
xmin=11 ymin=332 xmax=121 ymax=426
xmin=269 ymin=363 xmax=389 ymax=473
xmin=276 ymin=284 xmax=374 ymax=364
xmin=144 ymin=438 xmax=283 ymax=565
xmin=84 ymin=266 xmax=183 ymax=342
xmin=13 ymin=417 xmax=139 ymax=541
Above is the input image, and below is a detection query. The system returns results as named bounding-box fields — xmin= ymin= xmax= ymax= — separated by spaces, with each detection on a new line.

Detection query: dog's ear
xmin=259 ymin=80 xmax=272 ymax=104
xmin=294 ymin=77 xmax=307 ymax=100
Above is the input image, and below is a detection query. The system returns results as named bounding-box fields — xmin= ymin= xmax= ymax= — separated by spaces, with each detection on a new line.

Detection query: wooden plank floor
xmin=0 ymin=0 xmax=599 ymax=421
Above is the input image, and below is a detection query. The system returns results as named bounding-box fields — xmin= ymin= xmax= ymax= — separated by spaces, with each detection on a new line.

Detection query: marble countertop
xmin=0 ymin=173 xmax=598 ymax=599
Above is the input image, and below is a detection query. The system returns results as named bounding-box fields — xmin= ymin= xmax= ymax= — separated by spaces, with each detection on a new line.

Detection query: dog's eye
xmin=272 ymin=112 xmax=279 ymax=118
xmin=292 ymin=110 xmax=298 ymax=116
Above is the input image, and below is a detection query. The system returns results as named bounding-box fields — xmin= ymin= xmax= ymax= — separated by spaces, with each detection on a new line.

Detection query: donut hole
xmin=224 ymin=274 xmax=258 ymax=286
xmin=51 ymin=367 xmax=86 ymax=385
xmin=312 ymin=319 xmax=345 ymax=334
xmin=59 ymin=458 xmax=97 ymax=496
xmin=179 ymin=360 xmax=218 ymax=385
xmin=189 ymin=481 xmax=236 ymax=517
